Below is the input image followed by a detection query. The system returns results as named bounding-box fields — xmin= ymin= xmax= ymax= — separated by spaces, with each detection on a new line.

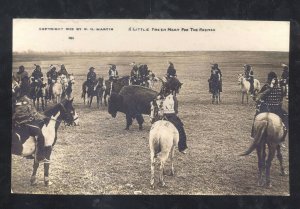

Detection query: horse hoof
xmin=160 ymin=182 xmax=166 ymax=187
xmin=30 ymin=178 xmax=37 ymax=186
xmin=266 ymin=183 xmax=272 ymax=188
xmin=280 ymin=170 xmax=287 ymax=176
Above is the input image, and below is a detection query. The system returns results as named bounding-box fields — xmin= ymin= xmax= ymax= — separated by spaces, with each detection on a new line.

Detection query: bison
xmin=108 ymin=85 xmax=158 ymax=130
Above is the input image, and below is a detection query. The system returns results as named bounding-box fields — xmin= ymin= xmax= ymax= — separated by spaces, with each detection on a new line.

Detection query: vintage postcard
xmin=12 ymin=19 xmax=289 ymax=195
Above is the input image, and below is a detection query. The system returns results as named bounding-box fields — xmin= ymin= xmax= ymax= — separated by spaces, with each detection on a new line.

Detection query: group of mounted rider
xmin=12 ymin=64 xmax=76 ymax=164
xmin=208 ymin=62 xmax=289 ymax=136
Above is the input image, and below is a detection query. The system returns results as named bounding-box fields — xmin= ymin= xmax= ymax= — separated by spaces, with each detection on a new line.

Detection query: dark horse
xmin=81 ymin=77 xmax=105 ymax=108
xmin=65 ymin=74 xmax=75 ymax=100
xmin=12 ymin=98 xmax=79 ymax=186
xmin=104 ymin=76 xmax=130 ymax=106
xmin=160 ymin=77 xmax=183 ymax=96
xmin=30 ymin=76 xmax=47 ymax=111
xmin=208 ymin=74 xmax=221 ymax=104
xmin=240 ymin=112 xmax=287 ymax=187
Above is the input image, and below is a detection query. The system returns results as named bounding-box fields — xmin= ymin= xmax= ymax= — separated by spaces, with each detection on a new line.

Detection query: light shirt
xmin=162 ymin=94 xmax=175 ymax=114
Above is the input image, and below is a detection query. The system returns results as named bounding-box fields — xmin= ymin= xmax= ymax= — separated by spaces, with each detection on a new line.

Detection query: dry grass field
xmin=11 ymin=51 xmax=289 ymax=195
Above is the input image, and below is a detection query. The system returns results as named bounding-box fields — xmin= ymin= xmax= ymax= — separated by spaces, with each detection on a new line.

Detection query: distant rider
xmin=244 ymin=64 xmax=254 ymax=96
xmin=166 ymin=62 xmax=176 ymax=78
xmin=130 ymin=62 xmax=140 ymax=85
xmin=46 ymin=65 xmax=58 ymax=99
xmin=208 ymin=63 xmax=222 ymax=93
xmin=14 ymin=65 xmax=29 ymax=97
xmin=30 ymin=65 xmax=44 ymax=96
xmin=86 ymin=67 xmax=97 ymax=89
xmin=108 ymin=64 xmax=119 ymax=81
xmin=280 ymin=64 xmax=289 ymax=98
xmin=57 ymin=64 xmax=69 ymax=77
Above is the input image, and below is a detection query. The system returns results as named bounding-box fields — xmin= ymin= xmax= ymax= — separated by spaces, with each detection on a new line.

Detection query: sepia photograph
xmin=11 ymin=19 xmax=289 ymax=195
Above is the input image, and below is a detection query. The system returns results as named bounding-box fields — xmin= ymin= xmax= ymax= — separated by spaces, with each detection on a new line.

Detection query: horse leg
xmin=265 ymin=144 xmax=276 ymax=188
xmin=159 ymin=151 xmax=169 ymax=187
xmin=170 ymin=146 xmax=175 ymax=176
xmin=104 ymin=93 xmax=107 ymax=106
xmin=256 ymin=145 xmax=264 ymax=186
xmin=36 ymin=98 xmax=40 ymax=111
xmin=89 ymin=96 xmax=93 ymax=107
xmin=41 ymin=97 xmax=45 ymax=111
xmin=44 ymin=146 xmax=52 ymax=186
xmin=150 ymin=151 xmax=155 ymax=188
xmin=30 ymin=160 xmax=40 ymax=186
xmin=276 ymin=145 xmax=287 ymax=176
xmin=97 ymin=95 xmax=100 ymax=109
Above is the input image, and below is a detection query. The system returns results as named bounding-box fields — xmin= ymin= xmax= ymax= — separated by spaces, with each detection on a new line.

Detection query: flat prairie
xmin=11 ymin=51 xmax=289 ymax=195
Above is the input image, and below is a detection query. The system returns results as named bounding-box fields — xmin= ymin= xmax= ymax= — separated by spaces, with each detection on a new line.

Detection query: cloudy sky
xmin=13 ymin=19 xmax=290 ymax=52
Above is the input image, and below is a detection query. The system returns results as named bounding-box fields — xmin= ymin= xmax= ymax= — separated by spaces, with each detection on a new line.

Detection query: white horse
xmin=52 ymin=75 xmax=68 ymax=103
xmin=237 ymin=74 xmax=261 ymax=104
xmin=149 ymin=100 xmax=179 ymax=188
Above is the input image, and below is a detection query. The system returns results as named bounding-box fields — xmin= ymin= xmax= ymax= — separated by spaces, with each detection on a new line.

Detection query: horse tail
xmin=240 ymin=120 xmax=268 ymax=156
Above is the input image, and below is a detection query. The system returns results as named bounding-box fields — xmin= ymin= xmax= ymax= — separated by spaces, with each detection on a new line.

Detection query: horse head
xmin=59 ymin=98 xmax=79 ymax=126
xmin=68 ymin=74 xmax=75 ymax=85
xmin=237 ymin=74 xmax=244 ymax=85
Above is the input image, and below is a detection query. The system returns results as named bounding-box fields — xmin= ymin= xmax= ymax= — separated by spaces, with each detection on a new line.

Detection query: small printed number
xmin=68 ymin=37 xmax=74 ymax=40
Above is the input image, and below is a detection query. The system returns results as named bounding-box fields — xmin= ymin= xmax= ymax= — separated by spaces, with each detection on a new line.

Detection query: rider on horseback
xmin=251 ymin=71 xmax=288 ymax=138
xmin=30 ymin=65 xmax=44 ymax=97
xmin=108 ymin=64 xmax=119 ymax=81
xmin=208 ymin=63 xmax=222 ymax=93
xmin=244 ymin=64 xmax=255 ymax=96
xmin=87 ymin=67 xmax=97 ymax=89
xmin=14 ymin=65 xmax=29 ymax=97
xmin=47 ymin=65 xmax=58 ymax=99
xmin=12 ymin=94 xmax=47 ymax=162
xmin=280 ymin=64 xmax=289 ymax=97
xmin=166 ymin=62 xmax=176 ymax=78
xmin=156 ymin=89 xmax=188 ymax=154
xmin=57 ymin=64 xmax=69 ymax=77
xmin=130 ymin=62 xmax=140 ymax=85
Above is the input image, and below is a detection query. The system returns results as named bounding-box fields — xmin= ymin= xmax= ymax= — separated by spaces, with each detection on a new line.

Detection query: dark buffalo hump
xmin=119 ymin=85 xmax=158 ymax=115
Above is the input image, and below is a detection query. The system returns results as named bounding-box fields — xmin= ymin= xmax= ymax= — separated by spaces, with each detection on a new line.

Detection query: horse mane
xmin=44 ymin=101 xmax=66 ymax=117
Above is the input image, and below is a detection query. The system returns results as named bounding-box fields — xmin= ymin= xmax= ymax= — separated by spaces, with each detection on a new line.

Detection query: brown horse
xmin=240 ymin=112 xmax=287 ymax=187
